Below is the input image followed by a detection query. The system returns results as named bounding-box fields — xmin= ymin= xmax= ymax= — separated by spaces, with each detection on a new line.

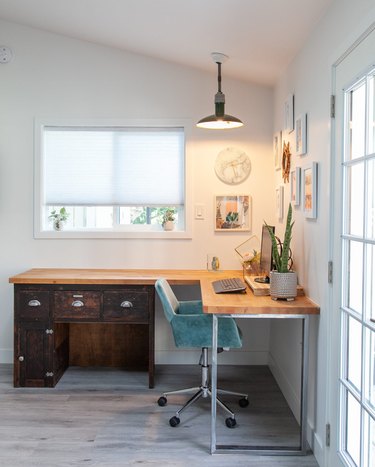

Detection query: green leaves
xmin=264 ymin=203 xmax=294 ymax=273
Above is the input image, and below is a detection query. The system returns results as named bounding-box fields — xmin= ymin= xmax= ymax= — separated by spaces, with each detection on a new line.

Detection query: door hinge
xmin=326 ymin=423 xmax=331 ymax=446
xmin=328 ymin=261 xmax=333 ymax=284
xmin=330 ymin=95 xmax=335 ymax=118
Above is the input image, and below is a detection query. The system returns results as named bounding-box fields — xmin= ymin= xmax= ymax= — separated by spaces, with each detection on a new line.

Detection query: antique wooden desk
xmin=8 ymin=268 xmax=237 ymax=389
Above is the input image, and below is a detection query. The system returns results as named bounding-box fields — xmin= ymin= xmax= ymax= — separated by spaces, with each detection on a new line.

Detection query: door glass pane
xmin=367 ymin=159 xmax=375 ymax=239
xmin=346 ymin=391 xmax=361 ymax=466
xmin=365 ymin=244 xmax=375 ymax=322
xmin=347 ymin=163 xmax=364 ymax=236
xmin=347 ymin=315 xmax=362 ymax=390
xmin=347 ymin=240 xmax=364 ymax=314
xmin=369 ymin=74 xmax=375 ymax=155
xmin=364 ymin=327 xmax=375 ymax=409
xmin=349 ymin=82 xmax=366 ymax=160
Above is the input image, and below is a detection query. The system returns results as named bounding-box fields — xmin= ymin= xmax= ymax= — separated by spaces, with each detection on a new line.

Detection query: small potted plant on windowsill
xmin=49 ymin=207 xmax=69 ymax=231
xmin=162 ymin=209 xmax=176 ymax=231
xmin=265 ymin=203 xmax=297 ymax=301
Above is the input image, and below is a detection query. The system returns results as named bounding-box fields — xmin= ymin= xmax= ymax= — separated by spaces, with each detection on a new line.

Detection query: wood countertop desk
xmin=10 ymin=268 xmax=319 ymax=455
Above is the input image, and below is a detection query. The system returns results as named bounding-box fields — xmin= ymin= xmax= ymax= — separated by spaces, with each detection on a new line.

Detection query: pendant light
xmin=196 ymin=53 xmax=243 ymax=130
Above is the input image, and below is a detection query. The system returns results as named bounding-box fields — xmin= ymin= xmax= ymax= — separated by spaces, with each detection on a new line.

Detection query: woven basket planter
xmin=269 ymin=271 xmax=297 ymax=301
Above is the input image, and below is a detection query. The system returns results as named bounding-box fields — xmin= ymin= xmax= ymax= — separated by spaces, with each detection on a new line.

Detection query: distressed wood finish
xmin=13 ymin=283 xmax=155 ymax=389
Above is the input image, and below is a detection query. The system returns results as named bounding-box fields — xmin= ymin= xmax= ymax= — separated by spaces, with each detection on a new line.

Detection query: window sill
xmin=34 ymin=229 xmax=192 ymax=240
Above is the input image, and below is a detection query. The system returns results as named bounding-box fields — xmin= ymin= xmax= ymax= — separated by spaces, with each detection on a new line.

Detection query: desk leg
xmin=210 ymin=314 xmax=218 ymax=454
xmin=300 ymin=316 xmax=310 ymax=454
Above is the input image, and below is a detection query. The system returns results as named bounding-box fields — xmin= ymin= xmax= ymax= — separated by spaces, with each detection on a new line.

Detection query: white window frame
xmin=34 ymin=118 xmax=192 ymax=239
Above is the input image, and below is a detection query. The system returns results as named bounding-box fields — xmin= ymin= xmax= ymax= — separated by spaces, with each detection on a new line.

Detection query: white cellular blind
xmin=43 ymin=126 xmax=185 ymax=206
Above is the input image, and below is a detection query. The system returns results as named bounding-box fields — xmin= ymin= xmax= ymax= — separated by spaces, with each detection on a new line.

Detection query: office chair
xmin=155 ymin=278 xmax=248 ymax=428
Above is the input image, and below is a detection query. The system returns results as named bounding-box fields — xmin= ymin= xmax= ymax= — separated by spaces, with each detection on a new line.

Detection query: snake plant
xmin=265 ymin=203 xmax=294 ymax=273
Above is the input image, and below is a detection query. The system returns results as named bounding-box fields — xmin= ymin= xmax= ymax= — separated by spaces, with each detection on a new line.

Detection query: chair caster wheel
xmin=225 ymin=417 xmax=236 ymax=428
xmin=169 ymin=416 xmax=180 ymax=427
xmin=157 ymin=396 xmax=167 ymax=407
xmin=239 ymin=397 xmax=249 ymax=408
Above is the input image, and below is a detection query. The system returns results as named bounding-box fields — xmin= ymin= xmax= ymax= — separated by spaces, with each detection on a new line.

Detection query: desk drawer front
xmin=54 ymin=291 xmax=101 ymax=320
xmin=103 ymin=291 xmax=149 ymax=322
xmin=17 ymin=291 xmax=50 ymax=320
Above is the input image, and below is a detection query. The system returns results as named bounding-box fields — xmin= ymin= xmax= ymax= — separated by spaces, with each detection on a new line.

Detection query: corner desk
xmin=9 ymin=268 xmax=319 ymax=456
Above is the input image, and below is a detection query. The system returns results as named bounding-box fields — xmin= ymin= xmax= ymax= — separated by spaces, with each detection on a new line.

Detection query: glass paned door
xmin=339 ymin=67 xmax=375 ymax=467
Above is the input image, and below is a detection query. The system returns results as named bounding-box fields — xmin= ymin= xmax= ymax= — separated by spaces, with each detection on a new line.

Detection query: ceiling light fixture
xmin=196 ymin=53 xmax=243 ymax=130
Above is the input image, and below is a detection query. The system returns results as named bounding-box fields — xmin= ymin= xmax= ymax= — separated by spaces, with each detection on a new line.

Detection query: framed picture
xmin=284 ymin=94 xmax=294 ymax=133
xmin=215 ymin=195 xmax=251 ymax=231
xmin=290 ymin=167 xmax=301 ymax=206
xmin=273 ymin=131 xmax=282 ymax=170
xmin=295 ymin=114 xmax=307 ymax=156
xmin=302 ymin=162 xmax=318 ymax=218
xmin=276 ymin=185 xmax=284 ymax=220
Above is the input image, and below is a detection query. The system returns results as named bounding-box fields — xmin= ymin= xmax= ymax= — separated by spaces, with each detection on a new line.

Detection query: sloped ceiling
xmin=0 ymin=0 xmax=334 ymax=85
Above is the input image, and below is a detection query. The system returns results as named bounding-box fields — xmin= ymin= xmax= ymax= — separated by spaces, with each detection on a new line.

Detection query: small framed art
xmin=290 ymin=167 xmax=301 ymax=206
xmin=215 ymin=195 xmax=251 ymax=231
xmin=273 ymin=131 xmax=282 ymax=170
xmin=284 ymin=94 xmax=294 ymax=133
xmin=302 ymin=162 xmax=318 ymax=218
xmin=276 ymin=185 xmax=284 ymax=220
xmin=295 ymin=114 xmax=307 ymax=156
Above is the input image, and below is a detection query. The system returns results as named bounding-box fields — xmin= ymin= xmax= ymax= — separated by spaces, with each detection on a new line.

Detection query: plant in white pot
xmin=265 ymin=203 xmax=297 ymax=301
xmin=162 ymin=209 xmax=175 ymax=231
xmin=49 ymin=207 xmax=69 ymax=231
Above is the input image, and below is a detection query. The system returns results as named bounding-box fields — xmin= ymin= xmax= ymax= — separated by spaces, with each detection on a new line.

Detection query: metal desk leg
xmin=300 ymin=316 xmax=310 ymax=454
xmin=210 ymin=314 xmax=218 ymax=454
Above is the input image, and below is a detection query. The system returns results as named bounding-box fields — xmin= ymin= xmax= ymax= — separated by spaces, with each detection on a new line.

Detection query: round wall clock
xmin=214 ymin=147 xmax=251 ymax=185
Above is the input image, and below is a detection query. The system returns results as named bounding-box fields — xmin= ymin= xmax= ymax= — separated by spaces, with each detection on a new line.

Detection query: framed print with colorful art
xmin=290 ymin=167 xmax=301 ymax=206
xmin=302 ymin=162 xmax=318 ymax=218
xmin=215 ymin=195 xmax=251 ymax=231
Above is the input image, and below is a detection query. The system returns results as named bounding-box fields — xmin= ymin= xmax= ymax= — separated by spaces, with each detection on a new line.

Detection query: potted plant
xmin=49 ymin=207 xmax=69 ymax=231
xmin=265 ymin=203 xmax=297 ymax=300
xmin=162 ymin=209 xmax=175 ymax=231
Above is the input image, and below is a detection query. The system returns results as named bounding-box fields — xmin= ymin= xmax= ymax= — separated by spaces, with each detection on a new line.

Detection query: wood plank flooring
xmin=0 ymin=364 xmax=319 ymax=467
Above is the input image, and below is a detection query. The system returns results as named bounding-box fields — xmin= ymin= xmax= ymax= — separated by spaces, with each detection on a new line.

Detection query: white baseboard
xmin=156 ymin=350 xmax=269 ymax=365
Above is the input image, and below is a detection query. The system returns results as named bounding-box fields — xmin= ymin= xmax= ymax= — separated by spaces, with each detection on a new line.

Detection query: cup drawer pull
xmin=28 ymin=299 xmax=41 ymax=307
xmin=120 ymin=300 xmax=133 ymax=308
xmin=72 ymin=300 xmax=84 ymax=307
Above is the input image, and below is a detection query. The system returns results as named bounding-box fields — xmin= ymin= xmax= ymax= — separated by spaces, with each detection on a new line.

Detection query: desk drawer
xmin=54 ymin=291 xmax=101 ymax=320
xmin=103 ymin=290 xmax=149 ymax=322
xmin=16 ymin=291 xmax=50 ymax=320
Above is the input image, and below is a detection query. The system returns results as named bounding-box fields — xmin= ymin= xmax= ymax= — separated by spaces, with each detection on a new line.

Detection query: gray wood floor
xmin=0 ymin=364 xmax=319 ymax=467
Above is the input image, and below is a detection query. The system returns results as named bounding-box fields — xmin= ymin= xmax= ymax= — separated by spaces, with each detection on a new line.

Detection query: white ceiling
xmin=0 ymin=0 xmax=334 ymax=86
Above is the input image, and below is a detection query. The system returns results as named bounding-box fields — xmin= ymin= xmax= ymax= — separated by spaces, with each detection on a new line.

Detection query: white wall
xmin=0 ymin=20 xmax=274 ymax=365
xmin=271 ymin=1 xmax=375 ymax=465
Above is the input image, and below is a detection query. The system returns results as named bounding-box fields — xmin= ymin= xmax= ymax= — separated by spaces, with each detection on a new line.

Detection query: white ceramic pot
xmin=269 ymin=271 xmax=297 ymax=301
xmin=53 ymin=220 xmax=63 ymax=231
xmin=163 ymin=220 xmax=174 ymax=231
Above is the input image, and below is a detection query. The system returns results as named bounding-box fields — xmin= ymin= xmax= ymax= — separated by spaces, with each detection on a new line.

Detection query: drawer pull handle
xmin=18 ymin=356 xmax=24 ymax=362
xmin=72 ymin=300 xmax=84 ymax=307
xmin=120 ymin=300 xmax=133 ymax=308
xmin=28 ymin=299 xmax=41 ymax=307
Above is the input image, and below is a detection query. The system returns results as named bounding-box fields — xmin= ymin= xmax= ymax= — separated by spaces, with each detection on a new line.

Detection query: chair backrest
xmin=155 ymin=278 xmax=180 ymax=323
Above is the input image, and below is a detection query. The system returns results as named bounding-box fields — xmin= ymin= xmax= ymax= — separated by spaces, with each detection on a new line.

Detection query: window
xmin=35 ymin=121 xmax=190 ymax=238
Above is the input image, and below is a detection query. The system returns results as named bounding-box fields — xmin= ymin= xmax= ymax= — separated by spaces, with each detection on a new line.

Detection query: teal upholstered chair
xmin=155 ymin=278 xmax=248 ymax=428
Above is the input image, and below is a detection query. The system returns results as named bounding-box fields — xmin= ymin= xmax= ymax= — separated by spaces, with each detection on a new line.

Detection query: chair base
xmin=158 ymin=348 xmax=248 ymax=427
